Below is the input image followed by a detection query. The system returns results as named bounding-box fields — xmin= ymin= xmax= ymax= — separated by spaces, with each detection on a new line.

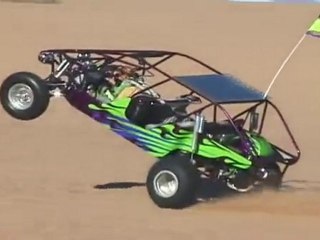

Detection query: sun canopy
xmin=173 ymin=74 xmax=266 ymax=103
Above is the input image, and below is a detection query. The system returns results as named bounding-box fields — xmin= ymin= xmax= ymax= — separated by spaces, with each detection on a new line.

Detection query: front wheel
xmin=146 ymin=155 xmax=200 ymax=209
xmin=0 ymin=72 xmax=50 ymax=120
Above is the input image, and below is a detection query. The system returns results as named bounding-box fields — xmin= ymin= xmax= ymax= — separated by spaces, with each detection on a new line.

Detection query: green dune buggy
xmin=0 ymin=49 xmax=301 ymax=209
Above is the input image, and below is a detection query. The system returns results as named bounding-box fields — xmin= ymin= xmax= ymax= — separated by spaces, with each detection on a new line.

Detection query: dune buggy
xmin=0 ymin=49 xmax=301 ymax=209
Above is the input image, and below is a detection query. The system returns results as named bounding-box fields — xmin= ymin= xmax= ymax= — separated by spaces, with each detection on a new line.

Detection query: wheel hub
xmin=153 ymin=170 xmax=179 ymax=198
xmin=8 ymin=83 xmax=34 ymax=110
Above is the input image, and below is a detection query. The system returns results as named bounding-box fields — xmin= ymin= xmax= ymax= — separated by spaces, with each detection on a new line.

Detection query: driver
xmin=95 ymin=65 xmax=143 ymax=103
xmin=111 ymin=65 xmax=142 ymax=99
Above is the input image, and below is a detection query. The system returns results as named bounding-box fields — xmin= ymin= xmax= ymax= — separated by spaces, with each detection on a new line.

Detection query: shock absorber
xmin=191 ymin=113 xmax=205 ymax=155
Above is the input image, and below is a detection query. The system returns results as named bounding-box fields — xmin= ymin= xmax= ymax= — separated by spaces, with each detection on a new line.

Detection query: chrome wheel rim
xmin=153 ymin=170 xmax=179 ymax=198
xmin=7 ymin=83 xmax=34 ymax=110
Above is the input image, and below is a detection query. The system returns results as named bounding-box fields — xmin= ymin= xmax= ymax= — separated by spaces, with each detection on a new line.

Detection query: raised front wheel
xmin=0 ymin=72 xmax=50 ymax=120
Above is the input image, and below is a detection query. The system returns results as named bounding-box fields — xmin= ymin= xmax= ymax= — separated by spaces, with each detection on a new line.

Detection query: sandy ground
xmin=0 ymin=0 xmax=320 ymax=239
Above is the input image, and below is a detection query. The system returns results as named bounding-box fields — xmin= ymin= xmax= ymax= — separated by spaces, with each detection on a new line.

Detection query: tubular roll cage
xmin=40 ymin=49 xmax=301 ymax=171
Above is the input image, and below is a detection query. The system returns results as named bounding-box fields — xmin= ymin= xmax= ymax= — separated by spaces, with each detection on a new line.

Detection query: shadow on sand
xmin=94 ymin=178 xmax=320 ymax=205
xmin=94 ymin=182 xmax=146 ymax=190
xmin=94 ymin=178 xmax=245 ymax=203
xmin=280 ymin=179 xmax=320 ymax=192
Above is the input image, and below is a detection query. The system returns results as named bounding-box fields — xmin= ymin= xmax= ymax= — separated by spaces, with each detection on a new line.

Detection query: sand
xmin=0 ymin=1 xmax=319 ymax=239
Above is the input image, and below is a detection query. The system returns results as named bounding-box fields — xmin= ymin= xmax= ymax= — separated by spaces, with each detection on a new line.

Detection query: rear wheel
xmin=226 ymin=162 xmax=283 ymax=192
xmin=263 ymin=163 xmax=282 ymax=189
xmin=146 ymin=154 xmax=200 ymax=209
xmin=0 ymin=72 xmax=50 ymax=120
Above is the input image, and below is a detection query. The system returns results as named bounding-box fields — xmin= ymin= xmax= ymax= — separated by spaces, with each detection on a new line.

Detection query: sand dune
xmin=0 ymin=1 xmax=319 ymax=239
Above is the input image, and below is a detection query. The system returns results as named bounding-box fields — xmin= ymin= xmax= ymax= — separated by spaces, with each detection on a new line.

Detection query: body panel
xmin=65 ymin=88 xmax=278 ymax=170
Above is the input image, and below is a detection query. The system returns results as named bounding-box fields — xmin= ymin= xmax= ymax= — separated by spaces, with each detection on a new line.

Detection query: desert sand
xmin=0 ymin=0 xmax=320 ymax=239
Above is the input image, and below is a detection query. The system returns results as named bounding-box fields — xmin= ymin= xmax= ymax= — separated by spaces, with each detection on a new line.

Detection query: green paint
xmin=88 ymin=97 xmax=276 ymax=170
xmin=247 ymin=133 xmax=275 ymax=156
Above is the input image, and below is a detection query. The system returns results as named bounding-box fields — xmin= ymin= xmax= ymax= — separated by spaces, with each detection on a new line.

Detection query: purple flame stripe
xmin=111 ymin=128 xmax=167 ymax=154
xmin=110 ymin=122 xmax=173 ymax=152
xmin=64 ymin=89 xmax=187 ymax=152
xmin=92 ymin=110 xmax=182 ymax=146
